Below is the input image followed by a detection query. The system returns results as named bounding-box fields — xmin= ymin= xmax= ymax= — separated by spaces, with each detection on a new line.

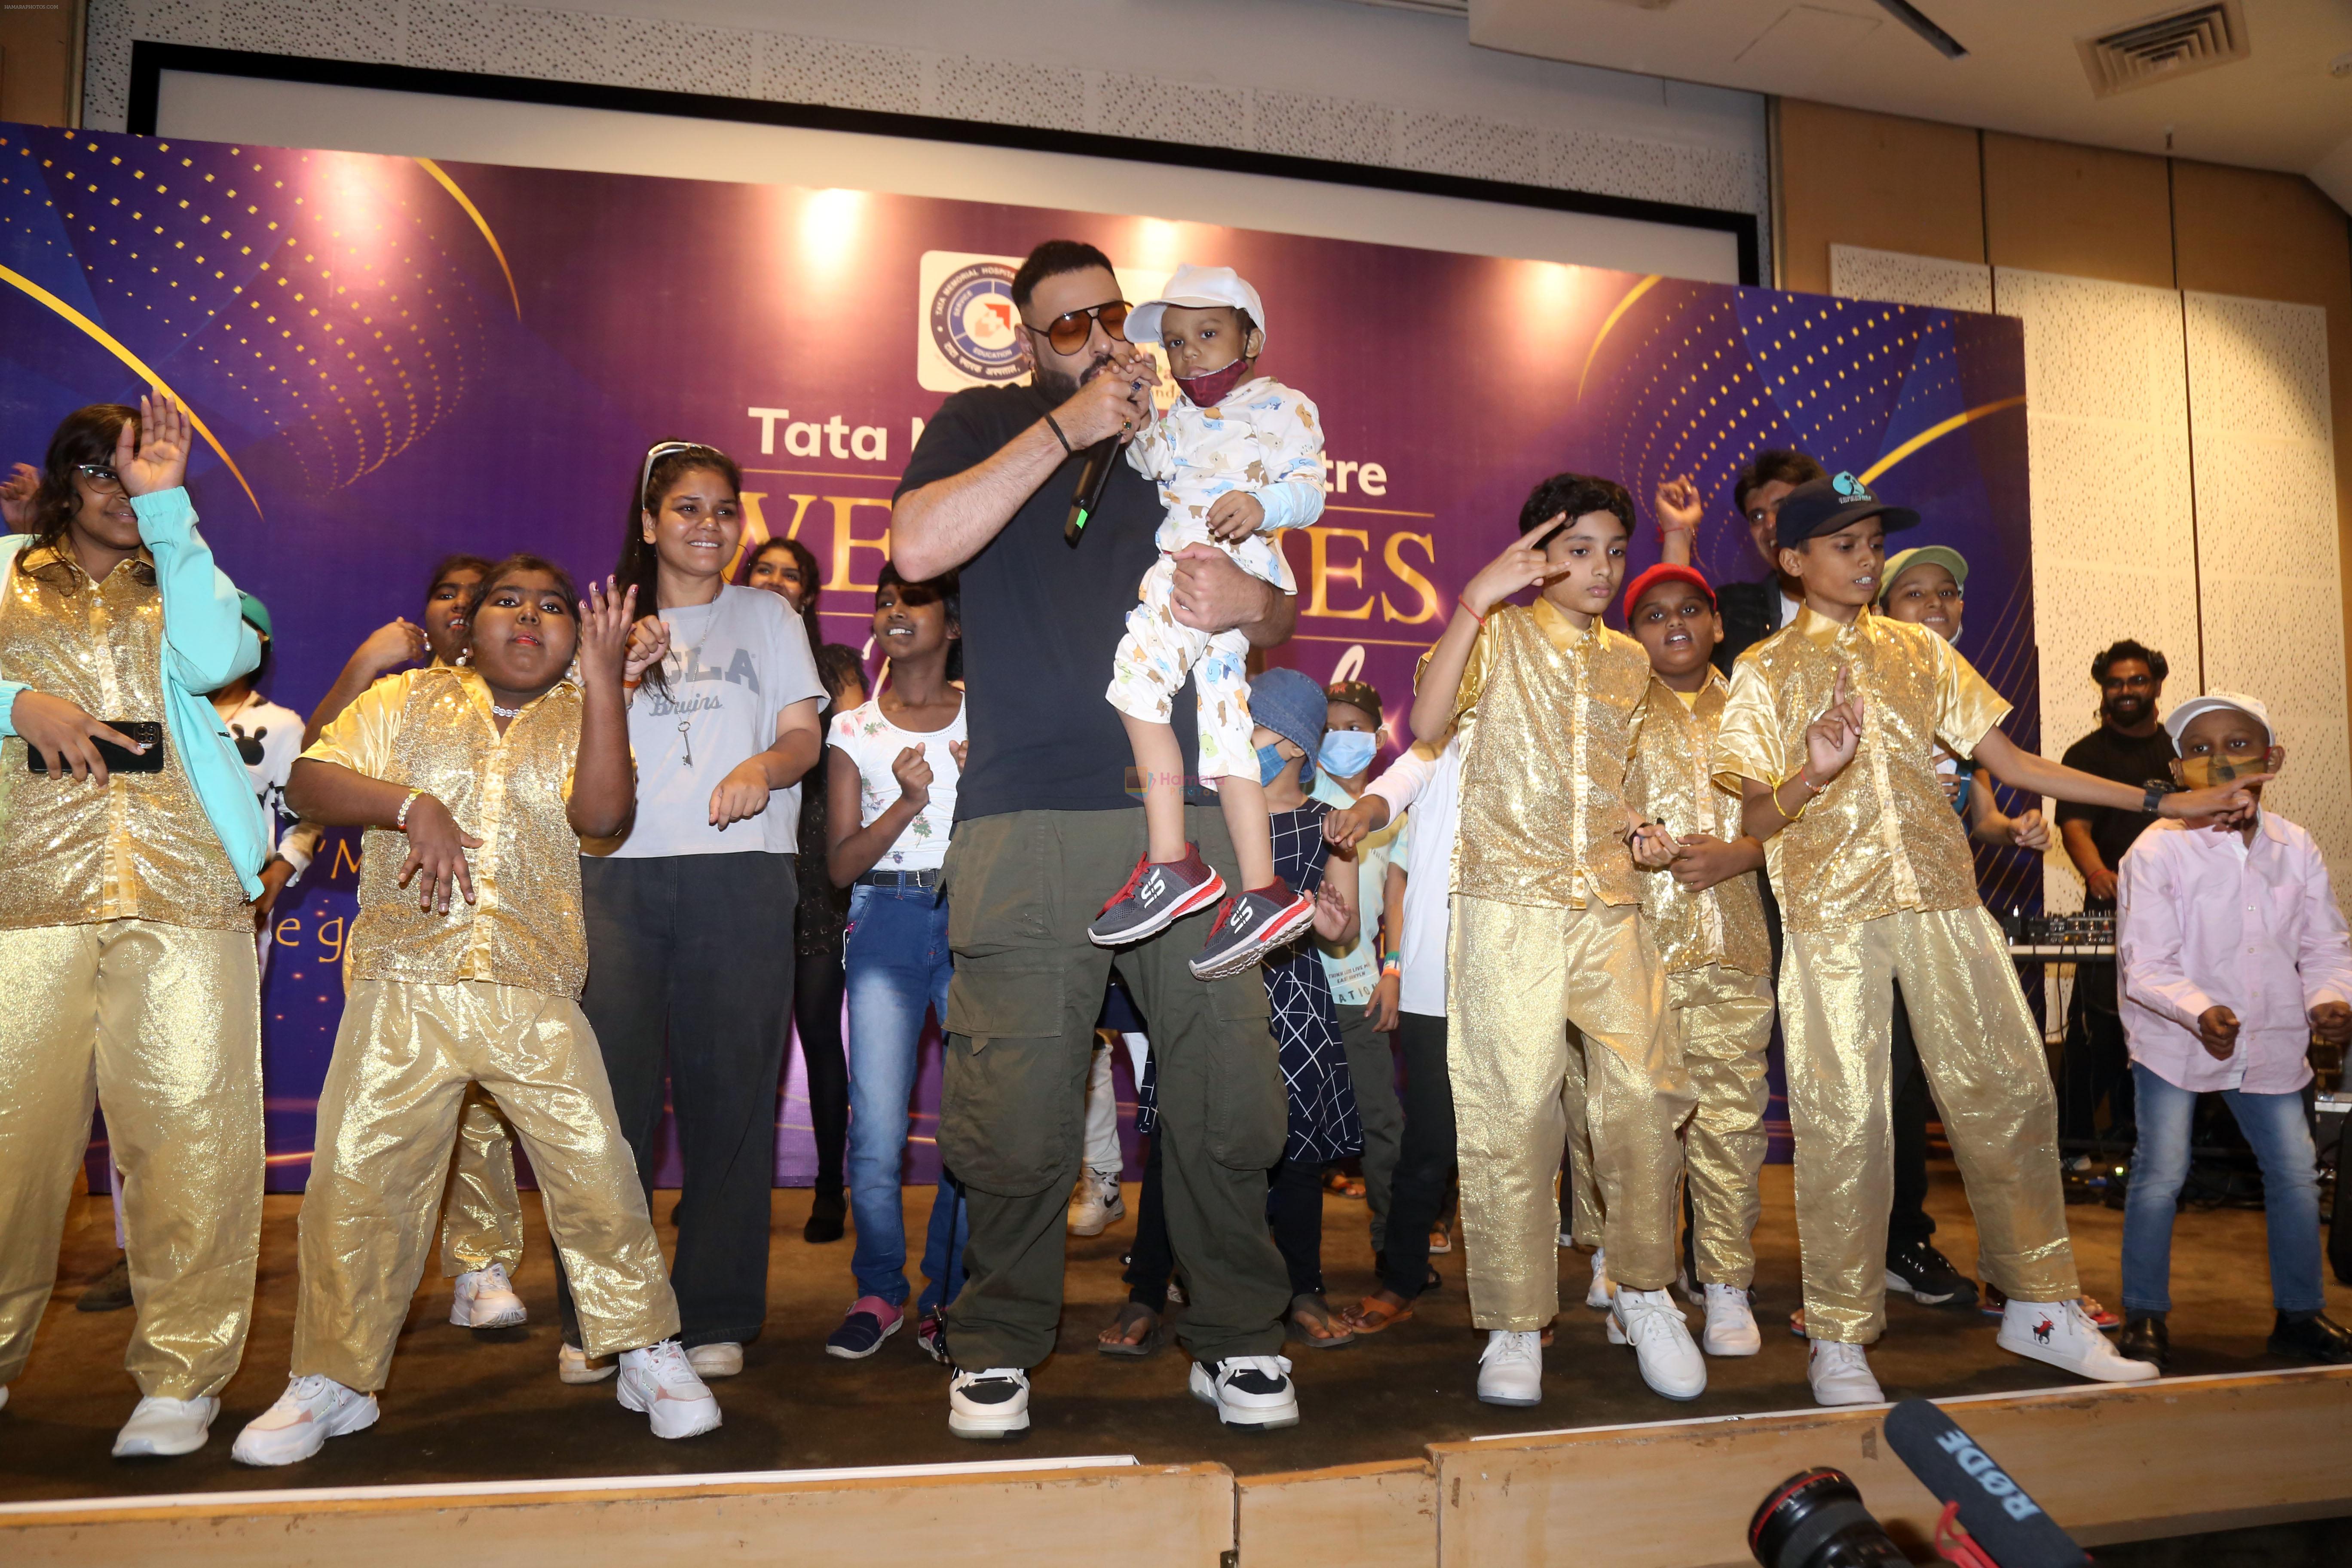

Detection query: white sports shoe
xmin=230 ymin=1377 xmax=377 ymax=1466
xmin=1189 ymin=1354 xmax=1301 ymax=1429
xmin=616 ymin=1340 xmax=722 ymax=1439
xmin=449 ymin=1263 xmax=527 ymax=1329
xmin=113 ymin=1394 xmax=221 ymax=1458
xmin=1700 ymin=1282 xmax=1762 ymax=1357
xmin=557 ymin=1342 xmax=616 ymax=1384
xmin=1997 ymin=1298 xmax=2160 ymax=1383
xmin=1066 ymin=1168 xmax=1126 ymax=1237
xmin=1608 ymin=1288 xmax=1707 ymax=1400
xmin=687 ymin=1341 xmax=743 ymax=1378
xmin=948 ymin=1366 xmax=1031 ymax=1439
xmin=1807 ymin=1341 xmax=1885 ymax=1406
xmin=1475 ymin=1329 xmax=1544 ymax=1407
xmin=1585 ymin=1248 xmax=1613 ymax=1311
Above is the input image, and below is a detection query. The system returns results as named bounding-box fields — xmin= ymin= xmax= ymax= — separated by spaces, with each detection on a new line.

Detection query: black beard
xmin=2104 ymin=695 xmax=2149 ymax=726
xmin=1034 ymin=352 xmax=1120 ymax=402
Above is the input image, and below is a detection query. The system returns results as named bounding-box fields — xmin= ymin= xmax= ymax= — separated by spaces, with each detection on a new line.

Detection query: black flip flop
xmin=1097 ymin=1301 xmax=1165 ymax=1359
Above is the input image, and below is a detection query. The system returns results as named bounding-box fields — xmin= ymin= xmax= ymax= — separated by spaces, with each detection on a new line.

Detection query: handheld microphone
xmin=1881 ymin=1399 xmax=2088 ymax=1568
xmin=1064 ymin=437 xmax=1119 ymax=545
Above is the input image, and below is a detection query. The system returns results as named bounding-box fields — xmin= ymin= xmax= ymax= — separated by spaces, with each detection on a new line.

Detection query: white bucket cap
xmin=1125 ymin=263 xmax=1266 ymax=346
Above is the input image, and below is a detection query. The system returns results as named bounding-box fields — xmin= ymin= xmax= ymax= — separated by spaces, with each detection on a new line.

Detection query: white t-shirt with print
xmin=614 ymin=583 xmax=825 ymax=858
xmin=828 ymin=693 xmax=966 ymax=871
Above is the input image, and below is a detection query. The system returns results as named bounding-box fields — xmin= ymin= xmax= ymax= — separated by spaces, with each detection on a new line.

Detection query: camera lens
xmin=1749 ymin=1468 xmax=1910 ymax=1568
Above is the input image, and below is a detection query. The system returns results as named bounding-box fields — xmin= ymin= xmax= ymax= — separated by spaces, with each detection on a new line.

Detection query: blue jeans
xmin=2121 ymin=1064 xmax=2323 ymax=1316
xmin=845 ymin=882 xmax=967 ymax=1313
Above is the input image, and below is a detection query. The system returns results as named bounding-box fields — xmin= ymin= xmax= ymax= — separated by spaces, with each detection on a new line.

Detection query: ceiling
xmin=1466 ymin=0 xmax=2352 ymax=204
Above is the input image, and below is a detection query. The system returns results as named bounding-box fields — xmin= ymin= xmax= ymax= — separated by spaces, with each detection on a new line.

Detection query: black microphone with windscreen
xmin=1881 ymin=1398 xmax=2089 ymax=1568
xmin=1064 ymin=436 xmax=1119 ymax=546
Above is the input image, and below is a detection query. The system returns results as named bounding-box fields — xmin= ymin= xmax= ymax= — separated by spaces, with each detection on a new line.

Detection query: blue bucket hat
xmin=1248 ymin=666 xmax=1327 ymax=766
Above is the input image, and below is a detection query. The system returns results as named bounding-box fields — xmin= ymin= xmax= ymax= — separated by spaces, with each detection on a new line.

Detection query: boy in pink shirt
xmin=2115 ymin=691 xmax=2352 ymax=1369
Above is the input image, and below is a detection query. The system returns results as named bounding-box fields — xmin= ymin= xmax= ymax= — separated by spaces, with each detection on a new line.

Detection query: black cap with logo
xmin=1773 ymin=472 xmax=1921 ymax=552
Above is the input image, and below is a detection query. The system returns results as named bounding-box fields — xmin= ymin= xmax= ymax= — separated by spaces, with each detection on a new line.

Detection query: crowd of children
xmin=4 ymin=236 xmax=2347 ymax=1468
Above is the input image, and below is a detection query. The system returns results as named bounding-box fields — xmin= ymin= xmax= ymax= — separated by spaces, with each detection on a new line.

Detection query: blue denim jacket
xmin=0 ymin=487 xmax=269 ymax=897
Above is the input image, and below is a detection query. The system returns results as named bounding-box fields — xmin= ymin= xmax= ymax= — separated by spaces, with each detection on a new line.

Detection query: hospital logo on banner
xmin=916 ymin=249 xmax=1172 ymax=392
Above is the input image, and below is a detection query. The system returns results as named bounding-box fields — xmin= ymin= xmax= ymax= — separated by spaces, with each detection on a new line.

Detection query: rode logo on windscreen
xmin=1934 ymin=1427 xmax=2046 ymax=1522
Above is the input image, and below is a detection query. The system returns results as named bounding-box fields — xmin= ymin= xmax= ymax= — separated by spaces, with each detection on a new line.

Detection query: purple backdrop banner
xmin=0 ymin=122 xmax=2034 ymax=1191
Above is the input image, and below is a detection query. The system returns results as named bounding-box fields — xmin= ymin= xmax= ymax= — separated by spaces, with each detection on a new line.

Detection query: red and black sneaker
xmin=1086 ymin=845 xmax=1226 ymax=947
xmin=1187 ymin=880 xmax=1317 ymax=980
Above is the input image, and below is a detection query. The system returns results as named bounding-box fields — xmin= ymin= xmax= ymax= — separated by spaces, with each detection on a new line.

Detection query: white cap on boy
xmin=2162 ymin=690 xmax=2274 ymax=747
xmin=1125 ymin=264 xmax=1267 ymax=347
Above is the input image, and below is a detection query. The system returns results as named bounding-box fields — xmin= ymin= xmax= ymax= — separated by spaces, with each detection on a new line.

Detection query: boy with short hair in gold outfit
xmin=1713 ymin=473 xmax=2261 ymax=1406
xmin=232 ymin=559 xmax=721 ymax=1466
xmin=1410 ymin=474 xmax=1697 ymax=1410
xmin=1619 ymin=563 xmax=1774 ymax=1361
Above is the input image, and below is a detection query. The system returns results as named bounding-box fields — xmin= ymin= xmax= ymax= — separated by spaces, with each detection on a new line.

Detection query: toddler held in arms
xmin=1087 ymin=263 xmax=1327 ymax=980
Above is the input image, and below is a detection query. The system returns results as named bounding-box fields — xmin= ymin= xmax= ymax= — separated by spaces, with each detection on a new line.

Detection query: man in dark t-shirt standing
xmin=2054 ymin=639 xmax=2176 ymax=1150
xmin=892 ymin=240 xmax=1301 ymax=1439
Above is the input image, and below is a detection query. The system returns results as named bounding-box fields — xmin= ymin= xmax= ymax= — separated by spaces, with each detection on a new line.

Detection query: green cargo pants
xmin=937 ymin=805 xmax=1290 ymax=1369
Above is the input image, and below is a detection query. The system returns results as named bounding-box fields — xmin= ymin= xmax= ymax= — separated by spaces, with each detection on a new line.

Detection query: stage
xmin=5 ymin=1168 xmax=2352 ymax=1564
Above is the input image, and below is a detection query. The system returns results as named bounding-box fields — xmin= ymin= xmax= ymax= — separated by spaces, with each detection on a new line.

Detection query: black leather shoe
xmin=2269 ymin=1311 xmax=2352 ymax=1364
xmin=2117 ymin=1313 xmax=2168 ymax=1371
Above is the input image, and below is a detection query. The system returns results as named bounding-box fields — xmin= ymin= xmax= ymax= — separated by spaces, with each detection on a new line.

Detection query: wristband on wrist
xmin=1044 ymin=411 xmax=1074 ymax=453
xmin=2142 ymin=784 xmax=2170 ymax=815
xmin=1456 ymin=595 xmax=1485 ymax=625
xmin=395 ymin=789 xmax=423 ymax=832
xmin=1380 ymin=960 xmax=1401 ymax=980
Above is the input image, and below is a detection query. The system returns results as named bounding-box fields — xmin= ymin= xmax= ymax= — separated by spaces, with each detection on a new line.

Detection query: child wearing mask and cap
xmin=1713 ymin=472 xmax=2264 ymax=1407
xmin=2114 ymin=692 xmax=2352 ymax=1372
xmin=1087 ymin=264 xmax=1326 ymax=983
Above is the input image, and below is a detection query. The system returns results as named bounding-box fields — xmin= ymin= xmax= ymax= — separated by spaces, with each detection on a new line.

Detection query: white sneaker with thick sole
xmin=1067 ymin=1168 xmax=1126 ymax=1237
xmin=557 ymin=1342 xmax=616 ymax=1384
xmin=687 ymin=1341 xmax=744 ymax=1378
xmin=449 ymin=1262 xmax=527 ymax=1329
xmin=113 ymin=1394 xmax=221 ymax=1458
xmin=1997 ymin=1298 xmax=2160 ymax=1383
xmin=1584 ymin=1248 xmax=1612 ymax=1311
xmin=617 ymin=1341 xmax=721 ymax=1439
xmin=1807 ymin=1341 xmax=1885 ymax=1406
xmin=948 ymin=1367 xmax=1031 ymax=1439
xmin=1607 ymin=1288 xmax=1707 ymax=1400
xmin=230 ymin=1378 xmax=377 ymax=1466
xmin=1189 ymin=1355 xmax=1300 ymax=1429
xmin=1700 ymin=1283 xmax=1762 ymax=1357
xmin=1475 ymin=1329 xmax=1544 ymax=1407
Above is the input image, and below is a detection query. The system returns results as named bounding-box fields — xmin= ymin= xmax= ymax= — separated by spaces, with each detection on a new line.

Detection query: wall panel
xmin=1776 ymin=100 xmax=1981 ymax=295
xmin=1982 ymin=133 xmax=2174 ymax=290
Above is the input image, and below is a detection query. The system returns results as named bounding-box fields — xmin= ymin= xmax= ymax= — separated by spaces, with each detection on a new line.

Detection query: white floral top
xmin=826 ymin=694 xmax=965 ymax=871
xmin=1123 ymin=374 xmax=1325 ymax=594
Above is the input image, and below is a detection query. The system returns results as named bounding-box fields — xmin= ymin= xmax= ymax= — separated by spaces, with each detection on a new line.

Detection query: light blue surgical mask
xmin=1320 ymin=729 xmax=1378 ymax=778
xmin=1258 ymin=742 xmax=1311 ymax=789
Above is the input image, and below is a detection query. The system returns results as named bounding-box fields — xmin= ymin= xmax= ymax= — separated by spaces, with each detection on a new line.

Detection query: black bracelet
xmin=2142 ymin=784 xmax=2171 ymax=815
xmin=1043 ymin=411 xmax=1073 ymax=453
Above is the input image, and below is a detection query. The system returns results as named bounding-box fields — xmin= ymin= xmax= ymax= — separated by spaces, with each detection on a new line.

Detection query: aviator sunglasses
xmin=1024 ymin=299 xmax=1130 ymax=355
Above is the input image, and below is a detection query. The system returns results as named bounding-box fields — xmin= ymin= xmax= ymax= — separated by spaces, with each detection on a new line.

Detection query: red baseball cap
xmin=1623 ymin=563 xmax=1717 ymax=616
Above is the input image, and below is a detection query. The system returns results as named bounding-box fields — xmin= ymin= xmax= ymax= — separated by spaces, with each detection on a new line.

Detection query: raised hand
xmin=1054 ymin=348 xmax=1160 ymax=447
xmin=892 ymin=742 xmax=935 ymax=809
xmin=1654 ymin=473 xmax=1702 ymax=538
xmin=355 ymin=618 xmax=429 ymax=677
xmin=1801 ymin=666 xmax=1865 ymax=788
xmin=1206 ymin=491 xmax=1267 ymax=543
xmin=623 ymin=613 xmax=672 ymax=686
xmin=1461 ymin=530 xmax=1562 ymax=618
xmin=114 ymin=388 xmax=192 ymax=498
xmin=397 ymin=794 xmax=482 ymax=914
xmin=1323 ymin=799 xmax=1384 ymax=850
xmin=2163 ymin=773 xmax=2276 ymax=828
xmin=948 ymin=738 xmax=969 ymax=772
xmin=576 ymin=578 xmax=638 ymax=690
xmin=0 ymin=462 xmax=37 ymax=530
xmin=12 ymin=689 xmax=144 ymax=784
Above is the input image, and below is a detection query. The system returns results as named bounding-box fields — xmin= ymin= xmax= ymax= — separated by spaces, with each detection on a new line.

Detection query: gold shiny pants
xmin=1560 ymin=1027 xmax=1602 ymax=1251
xmin=0 ymin=921 xmax=262 ymax=1399
xmin=1450 ymin=895 xmax=1693 ymax=1326
xmin=293 ymin=979 xmax=678 ymax=1390
xmin=1675 ymin=964 xmax=1776 ymax=1289
xmin=437 ymin=1088 xmax=524 ymax=1276
xmin=1782 ymin=904 xmax=2078 ymax=1342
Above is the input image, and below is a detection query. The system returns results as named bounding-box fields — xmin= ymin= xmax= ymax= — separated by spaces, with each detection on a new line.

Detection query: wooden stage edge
xmin=5 ymin=1369 xmax=2349 ymax=1566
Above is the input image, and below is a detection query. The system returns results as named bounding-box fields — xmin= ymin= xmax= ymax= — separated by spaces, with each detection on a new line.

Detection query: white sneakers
xmin=616 ymin=1340 xmax=723 ymax=1439
xmin=232 ymin=1377 xmax=379 ymax=1466
xmin=557 ymin=1342 xmax=616 ymax=1384
xmin=113 ymin=1394 xmax=221 ymax=1458
xmin=449 ymin=1263 xmax=527 ymax=1329
xmin=1807 ymin=1341 xmax=1885 ymax=1406
xmin=1189 ymin=1355 xmax=1300 ymax=1429
xmin=1584 ymin=1248 xmax=1613 ymax=1310
xmin=1066 ymin=1168 xmax=1126 ymax=1237
xmin=948 ymin=1366 xmax=1032 ymax=1439
xmin=687 ymin=1341 xmax=744 ymax=1378
xmin=1607 ymin=1288 xmax=1707 ymax=1400
xmin=1700 ymin=1282 xmax=1762 ymax=1357
xmin=1997 ymin=1298 xmax=2161 ymax=1384
xmin=1476 ymin=1329 xmax=1544 ymax=1406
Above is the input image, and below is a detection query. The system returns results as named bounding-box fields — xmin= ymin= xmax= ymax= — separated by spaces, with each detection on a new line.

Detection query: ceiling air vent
xmin=2076 ymin=2 xmax=2249 ymax=99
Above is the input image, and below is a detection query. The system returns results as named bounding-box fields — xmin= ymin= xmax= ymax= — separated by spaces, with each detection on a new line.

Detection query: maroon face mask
xmin=1175 ymin=358 xmax=1252 ymax=408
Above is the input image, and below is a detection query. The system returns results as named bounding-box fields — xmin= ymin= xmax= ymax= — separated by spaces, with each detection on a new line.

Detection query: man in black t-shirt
xmin=2054 ymin=639 xmax=2176 ymax=1149
xmin=891 ymin=240 xmax=1301 ymax=1438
